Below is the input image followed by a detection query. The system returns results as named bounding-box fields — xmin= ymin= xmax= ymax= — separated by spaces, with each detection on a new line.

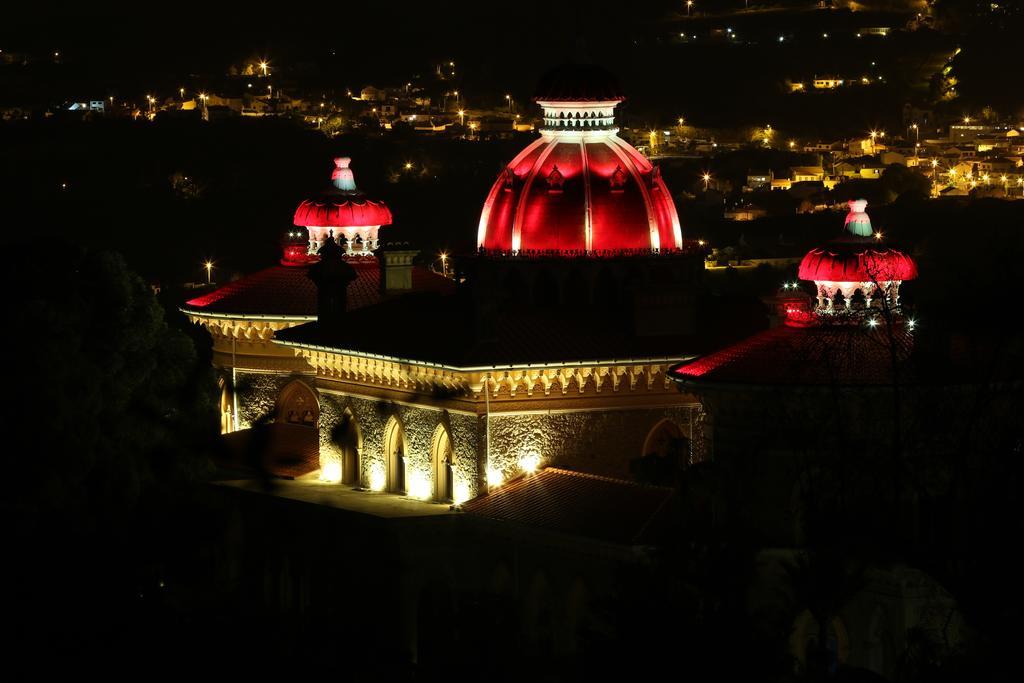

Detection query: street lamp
xmin=204 ymin=261 xmax=213 ymax=284
xmin=179 ymin=87 xmax=185 ymax=99
xmin=505 ymin=94 xmax=512 ymax=114
xmin=439 ymin=252 xmax=449 ymax=278
xmin=702 ymin=172 xmax=711 ymax=191
xmin=259 ymin=60 xmax=269 ymax=77
xmin=687 ymin=1 xmax=693 ymax=16
xmin=458 ymin=109 xmax=465 ymax=125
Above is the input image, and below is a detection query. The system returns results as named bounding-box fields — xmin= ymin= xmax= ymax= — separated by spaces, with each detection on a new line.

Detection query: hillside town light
xmin=458 ymin=109 xmax=465 ymax=125
xmin=686 ymin=0 xmax=693 ymax=15
xmin=702 ymin=172 xmax=711 ymax=191
xmin=204 ymin=261 xmax=213 ymax=283
xmin=259 ymin=60 xmax=268 ymax=77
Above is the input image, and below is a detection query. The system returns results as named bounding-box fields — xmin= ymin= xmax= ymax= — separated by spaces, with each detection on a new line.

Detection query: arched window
xmin=218 ymin=377 xmax=233 ymax=434
xmin=383 ymin=415 xmax=406 ymax=494
xmin=642 ymin=418 xmax=689 ymax=462
xmin=331 ymin=408 xmax=362 ymax=485
xmin=276 ymin=380 xmax=319 ymax=428
xmin=431 ymin=424 xmax=454 ymax=503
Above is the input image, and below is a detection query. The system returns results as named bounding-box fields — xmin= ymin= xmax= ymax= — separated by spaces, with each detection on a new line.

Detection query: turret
xmin=307 ymin=234 xmax=357 ymax=328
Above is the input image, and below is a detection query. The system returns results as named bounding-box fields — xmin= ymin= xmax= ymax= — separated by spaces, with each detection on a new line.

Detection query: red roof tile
xmin=219 ymin=423 xmax=320 ymax=479
xmin=182 ymin=259 xmax=454 ymax=318
xmin=669 ymin=324 xmax=915 ymax=387
xmin=461 ymin=467 xmax=674 ymax=545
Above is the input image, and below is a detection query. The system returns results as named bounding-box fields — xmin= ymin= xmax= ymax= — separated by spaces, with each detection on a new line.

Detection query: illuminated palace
xmin=184 ymin=69 xmax=972 ymax=675
xmin=183 ymin=64 xmax=709 ymax=503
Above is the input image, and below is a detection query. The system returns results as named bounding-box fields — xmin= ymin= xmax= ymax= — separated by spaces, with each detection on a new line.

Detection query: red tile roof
xmin=274 ymin=289 xmax=764 ymax=369
xmin=219 ymin=422 xmax=320 ymax=479
xmin=182 ymin=259 xmax=454 ymax=319
xmin=461 ymin=467 xmax=674 ymax=545
xmin=669 ymin=323 xmax=914 ymax=387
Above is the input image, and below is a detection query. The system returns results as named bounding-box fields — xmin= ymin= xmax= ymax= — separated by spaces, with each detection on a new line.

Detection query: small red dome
xmin=798 ymin=239 xmax=918 ymax=283
xmin=293 ymin=197 xmax=392 ymax=228
xmin=293 ymin=157 xmax=393 ymax=229
xmin=477 ymin=136 xmax=682 ymax=253
xmin=798 ymin=199 xmax=917 ymax=283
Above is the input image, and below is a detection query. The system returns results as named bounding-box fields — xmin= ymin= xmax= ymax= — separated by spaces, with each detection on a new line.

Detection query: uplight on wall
xmin=407 ymin=470 xmax=431 ymax=500
xmin=519 ymin=452 xmax=541 ymax=474
xmin=369 ymin=463 xmax=387 ymax=492
xmin=486 ymin=467 xmax=504 ymax=488
xmin=320 ymin=461 xmax=342 ymax=484
xmin=453 ymin=480 xmax=471 ymax=505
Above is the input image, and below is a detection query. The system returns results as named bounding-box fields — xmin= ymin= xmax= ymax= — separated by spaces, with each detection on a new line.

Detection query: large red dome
xmin=478 ymin=65 xmax=682 ymax=254
xmin=476 ymin=135 xmax=682 ymax=253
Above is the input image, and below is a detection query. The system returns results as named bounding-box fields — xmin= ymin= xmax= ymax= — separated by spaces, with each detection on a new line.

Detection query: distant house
xmin=880 ymin=151 xmax=908 ymax=167
xmin=813 ymin=76 xmax=844 ymax=90
xmin=949 ymin=124 xmax=1006 ymax=143
xmin=790 ymin=166 xmax=825 ymax=182
xmin=835 ymin=158 xmax=884 ymax=179
xmin=724 ymin=204 xmax=768 ymax=221
xmin=67 ymin=101 xmax=106 ymax=112
xmin=746 ymin=170 xmax=772 ymax=191
xmin=360 ymin=86 xmax=386 ymax=102
xmin=804 ymin=141 xmax=843 ymax=153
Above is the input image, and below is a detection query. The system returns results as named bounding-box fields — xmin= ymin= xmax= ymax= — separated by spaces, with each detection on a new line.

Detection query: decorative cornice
xmin=281 ymin=344 xmax=694 ymax=403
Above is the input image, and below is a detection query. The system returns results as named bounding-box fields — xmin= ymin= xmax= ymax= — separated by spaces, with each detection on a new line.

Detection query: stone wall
xmin=237 ymin=374 xmax=698 ymax=496
xmin=487 ymin=405 xmax=698 ymax=481
xmin=234 ymin=371 xmax=295 ymax=429
xmin=318 ymin=391 xmax=484 ymax=499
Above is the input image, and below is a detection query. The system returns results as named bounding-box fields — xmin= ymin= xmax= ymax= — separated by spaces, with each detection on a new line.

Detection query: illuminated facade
xmin=185 ymin=65 xmax=706 ymax=504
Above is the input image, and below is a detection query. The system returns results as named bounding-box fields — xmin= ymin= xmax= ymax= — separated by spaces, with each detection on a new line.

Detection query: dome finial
xmin=844 ymin=198 xmax=873 ymax=238
xmin=332 ymin=156 xmax=357 ymax=192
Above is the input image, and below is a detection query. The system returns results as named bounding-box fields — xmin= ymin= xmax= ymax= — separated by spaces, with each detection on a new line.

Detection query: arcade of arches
xmin=262 ymin=379 xmax=695 ymax=503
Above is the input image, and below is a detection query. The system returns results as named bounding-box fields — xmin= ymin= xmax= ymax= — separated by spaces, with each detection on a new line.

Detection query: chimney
xmin=307 ymin=235 xmax=356 ymax=328
xmin=376 ymin=242 xmax=419 ymax=292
